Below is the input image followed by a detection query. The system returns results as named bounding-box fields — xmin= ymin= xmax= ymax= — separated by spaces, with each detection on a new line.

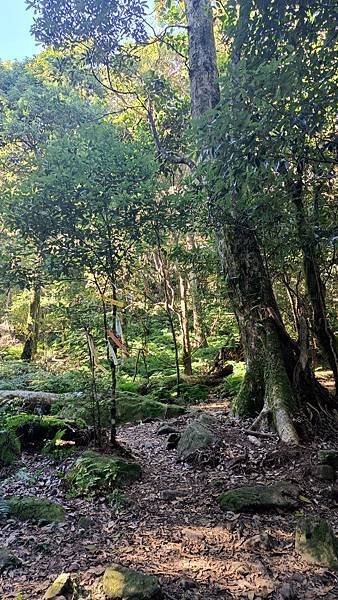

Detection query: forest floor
xmin=1 ymin=396 xmax=338 ymax=600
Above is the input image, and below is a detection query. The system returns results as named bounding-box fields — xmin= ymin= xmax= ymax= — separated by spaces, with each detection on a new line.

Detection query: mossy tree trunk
xmin=21 ymin=284 xmax=41 ymax=361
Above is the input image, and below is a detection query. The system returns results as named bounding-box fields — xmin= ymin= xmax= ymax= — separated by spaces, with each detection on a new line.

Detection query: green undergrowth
xmin=221 ymin=362 xmax=246 ymax=398
xmin=0 ymin=360 xmax=90 ymax=393
xmin=0 ymin=429 xmax=21 ymax=466
xmin=66 ymin=450 xmax=141 ymax=497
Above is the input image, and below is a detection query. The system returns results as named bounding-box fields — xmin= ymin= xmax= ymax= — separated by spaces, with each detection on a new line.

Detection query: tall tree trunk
xmin=291 ymin=168 xmax=338 ymax=392
xmin=187 ymin=235 xmax=207 ymax=348
xmin=21 ymin=284 xmax=41 ymax=361
xmin=178 ymin=273 xmax=193 ymax=375
xmin=183 ymin=0 xmax=333 ymax=442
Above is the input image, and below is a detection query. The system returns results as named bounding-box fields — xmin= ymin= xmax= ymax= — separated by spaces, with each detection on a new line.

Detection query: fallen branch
xmin=0 ymin=389 xmax=82 ymax=407
xmin=242 ymin=429 xmax=275 ymax=439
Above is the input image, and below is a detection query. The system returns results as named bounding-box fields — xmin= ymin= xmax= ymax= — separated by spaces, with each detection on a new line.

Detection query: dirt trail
xmin=1 ymin=400 xmax=337 ymax=599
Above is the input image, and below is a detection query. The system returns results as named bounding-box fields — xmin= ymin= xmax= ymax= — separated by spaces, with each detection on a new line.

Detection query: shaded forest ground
xmin=1 ymin=393 xmax=337 ymax=600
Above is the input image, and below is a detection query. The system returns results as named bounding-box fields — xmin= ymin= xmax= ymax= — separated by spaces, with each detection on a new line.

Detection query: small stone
xmin=157 ymin=425 xmax=179 ymax=436
xmin=248 ymin=435 xmax=261 ymax=446
xmin=0 ymin=547 xmax=20 ymax=573
xmin=166 ymin=433 xmax=180 ymax=450
xmin=279 ymin=582 xmax=296 ymax=599
xmin=312 ymin=465 xmax=336 ymax=481
xmin=44 ymin=573 xmax=73 ymax=599
xmin=159 ymin=489 xmax=186 ymax=501
xmin=181 ymin=578 xmax=196 ymax=590
xmin=78 ymin=515 xmax=93 ymax=529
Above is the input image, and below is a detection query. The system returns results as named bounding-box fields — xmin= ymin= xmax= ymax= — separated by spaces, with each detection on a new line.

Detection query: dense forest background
xmin=0 ymin=0 xmax=336 ymax=442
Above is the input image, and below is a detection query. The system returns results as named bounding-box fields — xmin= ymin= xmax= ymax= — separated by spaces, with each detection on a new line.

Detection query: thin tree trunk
xmin=153 ymin=246 xmax=181 ymax=393
xmin=179 ymin=273 xmax=193 ymax=375
xmin=291 ymin=168 xmax=338 ymax=392
xmin=187 ymin=235 xmax=207 ymax=348
xmin=21 ymin=284 xmax=41 ymax=361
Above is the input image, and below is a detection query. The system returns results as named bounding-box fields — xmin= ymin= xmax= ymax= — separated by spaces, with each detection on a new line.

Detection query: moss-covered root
xmin=103 ymin=564 xmax=161 ymax=599
xmin=295 ymin=518 xmax=338 ymax=569
xmin=7 ymin=496 xmax=65 ymax=523
xmin=264 ymin=328 xmax=299 ymax=445
xmin=0 ymin=429 xmax=20 ymax=466
xmin=218 ymin=482 xmax=299 ymax=512
xmin=44 ymin=573 xmax=73 ymax=599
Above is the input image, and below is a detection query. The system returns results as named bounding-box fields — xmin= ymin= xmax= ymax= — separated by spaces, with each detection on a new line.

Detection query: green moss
xmin=117 ymin=393 xmax=185 ymax=424
xmin=0 ymin=429 xmax=21 ymax=466
xmin=5 ymin=413 xmax=66 ymax=430
xmin=218 ymin=482 xmax=299 ymax=512
xmin=44 ymin=573 xmax=73 ymax=599
xmin=7 ymin=496 xmax=65 ymax=523
xmin=66 ymin=450 xmax=141 ymax=497
xmin=103 ymin=564 xmax=160 ymax=599
xmin=295 ymin=518 xmax=338 ymax=569
xmin=232 ymin=362 xmax=264 ymax=417
xmin=264 ymin=328 xmax=297 ymax=416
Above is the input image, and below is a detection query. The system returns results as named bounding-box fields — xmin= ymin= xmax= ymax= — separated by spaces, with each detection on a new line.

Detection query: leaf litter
xmin=0 ymin=397 xmax=337 ymax=599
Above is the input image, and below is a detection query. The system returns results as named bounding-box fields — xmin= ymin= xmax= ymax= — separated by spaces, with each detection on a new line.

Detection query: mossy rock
xmin=0 ymin=429 xmax=20 ymax=466
xmin=295 ymin=518 xmax=338 ymax=569
xmin=66 ymin=450 xmax=141 ymax=497
xmin=318 ymin=450 xmax=338 ymax=470
xmin=5 ymin=413 xmax=89 ymax=450
xmin=117 ymin=394 xmax=185 ymax=424
xmin=44 ymin=572 xmax=73 ymax=599
xmin=0 ymin=547 xmax=20 ymax=572
xmin=176 ymin=414 xmax=217 ymax=462
xmin=103 ymin=564 xmax=161 ymax=599
xmin=218 ymin=482 xmax=299 ymax=512
xmin=6 ymin=496 xmax=65 ymax=523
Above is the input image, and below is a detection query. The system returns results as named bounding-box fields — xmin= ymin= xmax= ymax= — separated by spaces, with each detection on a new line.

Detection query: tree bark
xmin=291 ymin=169 xmax=338 ymax=392
xmin=21 ymin=284 xmax=41 ymax=361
